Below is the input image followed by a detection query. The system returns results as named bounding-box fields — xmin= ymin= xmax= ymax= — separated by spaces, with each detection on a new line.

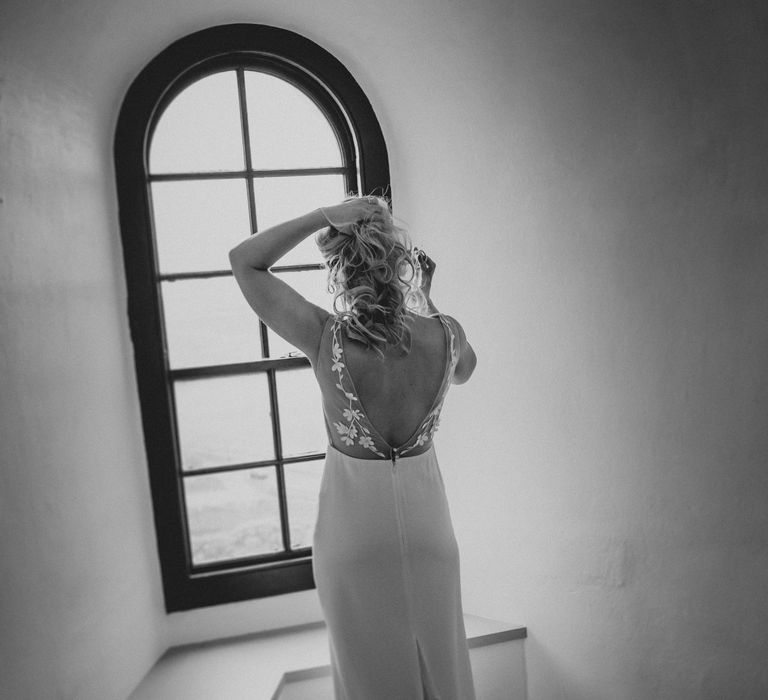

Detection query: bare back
xmin=312 ymin=312 xmax=459 ymax=460
xmin=343 ymin=313 xmax=447 ymax=447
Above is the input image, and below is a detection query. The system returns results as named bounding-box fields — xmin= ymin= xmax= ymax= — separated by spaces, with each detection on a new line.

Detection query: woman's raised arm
xmin=414 ymin=249 xmax=477 ymax=384
xmin=448 ymin=317 xmax=477 ymax=384
xmin=228 ymin=198 xmax=383 ymax=364
xmin=229 ymin=208 xmax=329 ymax=363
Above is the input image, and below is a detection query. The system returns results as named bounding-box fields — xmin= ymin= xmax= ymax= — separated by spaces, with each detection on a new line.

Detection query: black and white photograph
xmin=1 ymin=2 xmax=767 ymax=699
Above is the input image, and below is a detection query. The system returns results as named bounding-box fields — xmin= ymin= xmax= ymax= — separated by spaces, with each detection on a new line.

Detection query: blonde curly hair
xmin=315 ymin=195 xmax=427 ymax=357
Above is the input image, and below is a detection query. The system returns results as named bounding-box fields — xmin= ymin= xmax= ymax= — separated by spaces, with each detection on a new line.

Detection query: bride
xmin=229 ymin=195 xmax=477 ymax=699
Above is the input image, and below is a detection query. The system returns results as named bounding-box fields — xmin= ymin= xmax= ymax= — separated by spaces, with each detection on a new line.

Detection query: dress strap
xmin=433 ymin=313 xmax=459 ymax=374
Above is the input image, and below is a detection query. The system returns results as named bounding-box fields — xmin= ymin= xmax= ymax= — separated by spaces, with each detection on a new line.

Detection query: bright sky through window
xmin=147 ymin=69 xmax=339 ymax=567
xmin=115 ymin=23 xmax=390 ymax=608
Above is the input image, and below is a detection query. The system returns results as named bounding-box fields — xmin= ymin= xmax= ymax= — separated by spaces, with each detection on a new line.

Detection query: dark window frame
xmin=114 ymin=23 xmax=390 ymax=612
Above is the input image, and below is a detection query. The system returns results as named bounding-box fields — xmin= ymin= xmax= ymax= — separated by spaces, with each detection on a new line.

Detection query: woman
xmin=229 ymin=195 xmax=477 ymax=700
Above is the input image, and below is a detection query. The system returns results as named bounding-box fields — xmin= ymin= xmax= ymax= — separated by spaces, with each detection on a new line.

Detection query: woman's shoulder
xmin=308 ymin=312 xmax=337 ymax=366
xmin=403 ymin=311 xmax=452 ymax=351
xmin=419 ymin=311 xmax=462 ymax=340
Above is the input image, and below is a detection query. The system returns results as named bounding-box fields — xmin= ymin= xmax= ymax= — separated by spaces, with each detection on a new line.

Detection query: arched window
xmin=115 ymin=24 xmax=390 ymax=611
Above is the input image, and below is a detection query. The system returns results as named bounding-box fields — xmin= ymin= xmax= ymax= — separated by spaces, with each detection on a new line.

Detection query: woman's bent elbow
xmin=453 ymin=348 xmax=477 ymax=384
xmin=228 ymin=247 xmax=243 ymax=267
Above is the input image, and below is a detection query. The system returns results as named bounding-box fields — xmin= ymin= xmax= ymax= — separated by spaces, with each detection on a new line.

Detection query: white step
xmin=129 ymin=614 xmax=526 ymax=700
xmin=272 ymin=615 xmax=527 ymax=700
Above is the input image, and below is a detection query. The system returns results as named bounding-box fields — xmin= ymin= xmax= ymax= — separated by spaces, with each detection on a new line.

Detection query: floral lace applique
xmin=330 ymin=315 xmax=458 ymax=458
xmin=331 ymin=320 xmax=386 ymax=458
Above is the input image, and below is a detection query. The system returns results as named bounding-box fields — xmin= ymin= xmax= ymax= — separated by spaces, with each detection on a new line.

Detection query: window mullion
xmin=237 ymin=66 xmax=272 ymax=364
xmin=179 ymin=451 xmax=326 ymax=477
xmin=169 ymin=355 xmax=309 ymax=379
xmin=237 ymin=68 xmax=290 ymax=551
xmin=237 ymin=67 xmax=258 ymax=234
xmin=157 ymin=264 xmax=324 ymax=283
xmin=268 ymin=369 xmax=292 ymax=552
xmin=237 ymin=66 xmax=292 ymax=554
xmin=148 ymin=166 xmax=349 ymax=182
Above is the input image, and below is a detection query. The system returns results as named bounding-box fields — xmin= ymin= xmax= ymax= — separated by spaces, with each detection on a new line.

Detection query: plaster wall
xmin=431 ymin=4 xmax=768 ymax=699
xmin=0 ymin=4 xmax=169 ymax=700
xmin=1 ymin=0 xmax=767 ymax=699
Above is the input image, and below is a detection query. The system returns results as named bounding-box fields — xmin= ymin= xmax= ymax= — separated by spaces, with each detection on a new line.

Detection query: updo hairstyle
xmin=315 ymin=195 xmax=426 ymax=357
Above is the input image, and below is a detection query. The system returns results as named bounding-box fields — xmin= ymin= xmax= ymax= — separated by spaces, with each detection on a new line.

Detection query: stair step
xmin=130 ymin=614 xmax=525 ymax=700
xmin=272 ymin=615 xmax=527 ymax=700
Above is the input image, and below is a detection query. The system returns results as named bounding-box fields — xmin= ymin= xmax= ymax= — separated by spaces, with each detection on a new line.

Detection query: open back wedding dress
xmin=311 ymin=312 xmax=476 ymax=700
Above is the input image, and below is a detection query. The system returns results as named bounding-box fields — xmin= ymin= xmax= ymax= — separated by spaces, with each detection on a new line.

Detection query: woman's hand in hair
xmin=320 ymin=197 xmax=386 ymax=231
xmin=414 ymin=247 xmax=436 ymax=297
xmin=414 ymin=247 xmax=439 ymax=315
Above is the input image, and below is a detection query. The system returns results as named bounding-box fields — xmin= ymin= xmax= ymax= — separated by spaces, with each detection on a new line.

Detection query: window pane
xmin=276 ymin=369 xmax=327 ymax=458
xmin=161 ymin=278 xmax=262 ymax=368
xmin=151 ymin=179 xmax=250 ymax=274
xmin=150 ymin=71 xmax=244 ymax=174
xmin=174 ymin=375 xmax=273 ymax=470
xmin=253 ymin=174 xmax=347 ymax=267
xmin=267 ymin=269 xmax=334 ymax=358
xmin=245 ymin=71 xmax=342 ymax=170
xmin=284 ymin=460 xmax=324 ymax=549
xmin=184 ymin=468 xmax=282 ymax=565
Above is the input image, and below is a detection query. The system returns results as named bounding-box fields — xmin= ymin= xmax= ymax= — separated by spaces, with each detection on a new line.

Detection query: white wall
xmin=2 ymin=0 xmax=767 ymax=699
xmin=425 ymin=3 xmax=768 ymax=700
xmin=0 ymin=3 xmax=170 ymax=699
